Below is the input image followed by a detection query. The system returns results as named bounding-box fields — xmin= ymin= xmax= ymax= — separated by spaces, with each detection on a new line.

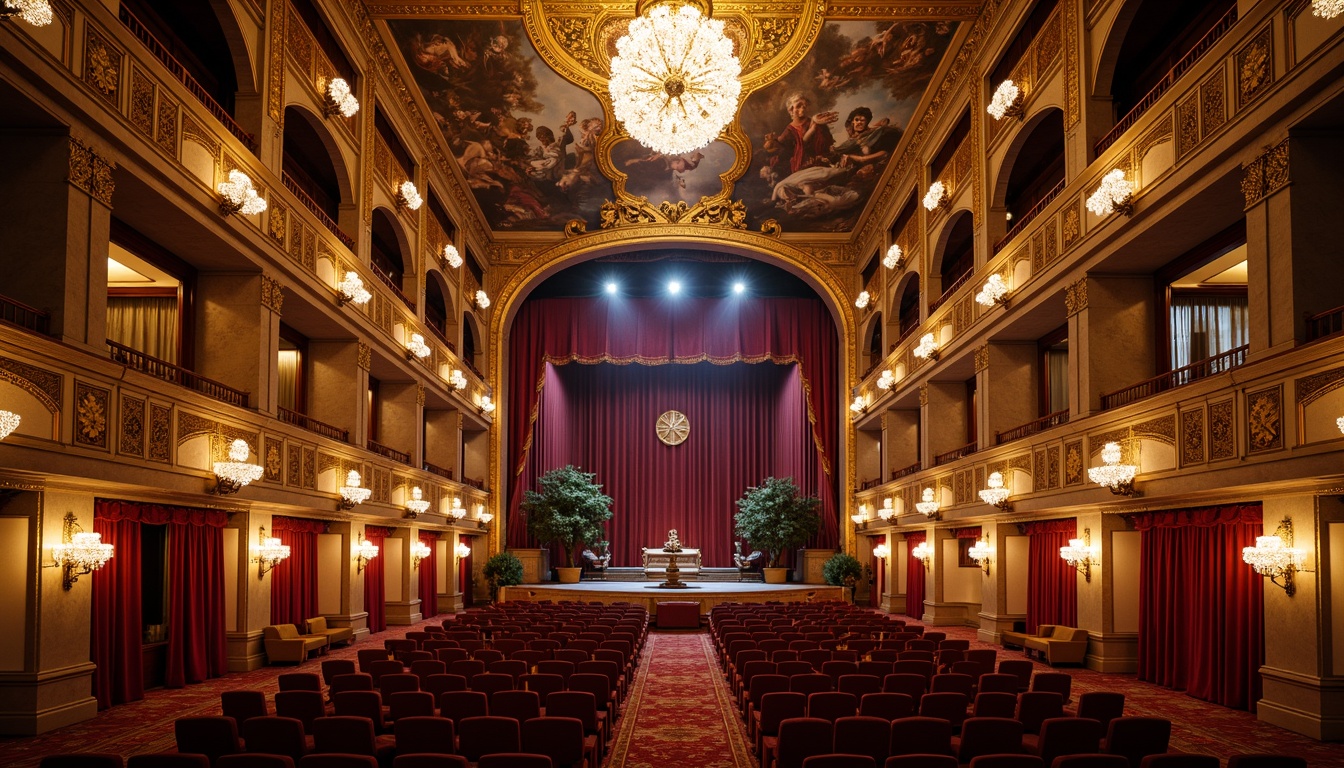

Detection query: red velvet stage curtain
xmin=419 ymin=533 xmax=439 ymax=618
xmin=1022 ymin=519 xmax=1078 ymax=633
xmin=870 ymin=535 xmax=886 ymax=608
xmin=459 ymin=535 xmax=474 ymax=607
xmin=525 ymin=360 xmax=820 ymax=567
xmin=1134 ymin=503 xmax=1264 ymax=711
xmin=166 ymin=518 xmax=227 ymax=688
xmin=507 ymin=296 xmax=839 ymax=558
xmin=270 ymin=516 xmax=328 ymax=627
xmin=905 ymin=532 xmax=926 ymax=619
xmin=91 ymin=512 xmax=142 ymax=710
xmin=363 ymin=526 xmax=392 ymax=634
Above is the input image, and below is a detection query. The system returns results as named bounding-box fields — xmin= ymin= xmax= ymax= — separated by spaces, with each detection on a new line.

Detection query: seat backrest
xmin=976 ymin=673 xmax=1019 ymax=695
xmin=242 ymin=716 xmax=308 ymax=762
xmin=1103 ymin=717 xmax=1172 ymax=764
xmin=546 ymin=690 xmax=599 ymax=733
xmin=436 ymin=648 xmax=469 ymax=664
xmin=491 ymin=689 xmax=542 ymax=722
xmin=972 ymin=691 xmax=1018 ymax=719
xmin=567 ymin=672 xmax=612 ymax=712
xmin=458 ymin=715 xmax=522 ymax=762
xmin=477 ymin=755 xmax=552 ymax=768
xmin=1014 ymin=691 xmax=1064 ymax=734
xmin=881 ymin=673 xmax=927 ymax=699
xmin=265 ymin=625 xmax=299 ymax=641
xmin=1074 ymin=691 xmax=1124 ymax=730
xmin=790 ymin=673 xmax=833 ymax=694
xmin=759 ymin=691 xmax=809 ymax=735
xmin=311 ymin=715 xmax=376 ymax=756
xmin=929 ymin=673 xmax=973 ymax=696
xmin=320 ymin=659 xmax=356 ymax=685
xmin=996 ymin=660 xmax=1033 ymax=690
xmin=522 ymin=716 xmax=586 ymax=768
xmin=274 ymin=690 xmax=326 ymax=734
xmin=175 ymin=716 xmax=241 ymax=762
xmin=388 ymin=690 xmax=436 ymax=721
xmin=536 ymin=660 xmax=576 ymax=681
xmin=832 ymin=715 xmax=890 ymax=766
xmin=778 ymin=660 xmax=815 ymax=677
xmin=221 ymin=690 xmax=269 ymax=726
xmin=332 ymin=690 xmax=385 ymax=728
xmin=807 ymin=691 xmax=858 ymax=723
xmin=887 ymin=716 xmax=953 ymax=757
xmin=857 ymin=692 xmax=915 ymax=721
xmin=1036 ymin=717 xmax=1103 ymax=766
xmin=955 ymin=717 xmax=1024 ymax=763
xmin=437 ymin=689 xmax=490 ymax=725
xmin=380 ymin=672 xmax=421 ymax=695
xmin=392 ymin=715 xmax=456 ymax=756
xmin=329 ymin=673 xmax=374 ymax=696
xmin=776 ymin=717 xmax=835 ymax=768
xmin=367 ymin=659 xmax=405 ymax=684
xmin=521 ymin=672 xmax=566 ymax=699
xmin=449 ymin=659 xmax=486 ymax=678
xmin=410 ymin=660 xmax=447 ymax=681
xmin=918 ymin=692 xmax=968 ymax=727
xmin=891 ymin=660 xmax=935 ymax=679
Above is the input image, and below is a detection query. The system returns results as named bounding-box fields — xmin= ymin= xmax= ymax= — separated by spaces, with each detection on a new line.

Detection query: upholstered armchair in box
xmin=263 ymin=624 xmax=329 ymax=664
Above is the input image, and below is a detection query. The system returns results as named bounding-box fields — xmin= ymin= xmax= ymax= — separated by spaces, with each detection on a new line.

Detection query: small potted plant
xmin=522 ymin=465 xmax=614 ymax=583
xmin=823 ymin=552 xmax=864 ymax=603
xmin=733 ymin=476 xmax=821 ymax=583
xmin=483 ymin=551 xmax=524 ymax=602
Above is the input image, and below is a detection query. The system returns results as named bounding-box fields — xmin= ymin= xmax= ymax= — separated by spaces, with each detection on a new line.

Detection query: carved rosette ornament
xmin=656 ymin=410 xmax=690 ymax=446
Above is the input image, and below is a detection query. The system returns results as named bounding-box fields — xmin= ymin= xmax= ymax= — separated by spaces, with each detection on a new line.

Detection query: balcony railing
xmin=1306 ymin=304 xmax=1344 ymax=342
xmin=1093 ymin=5 xmax=1238 ymax=156
xmin=107 ymin=339 xmax=249 ymax=408
xmin=422 ymin=461 xmax=454 ymax=480
xmin=860 ymin=477 xmax=881 ymax=491
xmin=117 ymin=6 xmax=257 ymax=151
xmin=282 ymin=173 xmax=356 ymax=250
xmin=995 ymin=409 xmax=1070 ymax=445
xmin=929 ymin=270 xmax=974 ymax=313
xmin=890 ymin=462 xmax=921 ymax=481
xmin=0 ymin=293 xmax=51 ymax=335
xmin=993 ymin=178 xmax=1066 ymax=255
xmin=372 ymin=265 xmax=416 ymax=312
xmin=278 ymin=406 xmax=349 ymax=442
xmin=462 ymin=476 xmax=485 ymax=490
xmin=934 ymin=440 xmax=978 ymax=466
xmin=1100 ymin=344 xmax=1249 ymax=410
xmin=368 ymin=439 xmax=411 ymax=465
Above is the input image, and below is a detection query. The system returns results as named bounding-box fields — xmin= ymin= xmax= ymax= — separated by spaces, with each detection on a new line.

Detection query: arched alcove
xmin=462 ymin=311 xmax=481 ymax=371
xmin=426 ymin=270 xmax=453 ymax=344
xmin=371 ymin=207 xmax=412 ymax=303
xmin=866 ymin=312 xmax=884 ymax=370
xmin=897 ymin=272 xmax=921 ymax=340
xmin=282 ymin=106 xmax=354 ymax=228
xmin=995 ymin=108 xmax=1066 ymax=222
xmin=930 ymin=211 xmax=975 ymax=310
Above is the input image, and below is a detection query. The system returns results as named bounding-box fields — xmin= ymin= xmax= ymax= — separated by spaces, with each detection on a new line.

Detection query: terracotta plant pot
xmin=763 ymin=567 xmax=789 ymax=584
xmin=556 ymin=566 xmax=583 ymax=583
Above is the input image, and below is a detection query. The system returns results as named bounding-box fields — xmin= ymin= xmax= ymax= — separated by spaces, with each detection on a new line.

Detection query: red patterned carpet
xmin=607 ymin=631 xmax=753 ymax=768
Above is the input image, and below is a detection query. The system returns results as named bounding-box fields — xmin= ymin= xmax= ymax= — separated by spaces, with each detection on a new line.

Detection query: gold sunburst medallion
xmin=656 ymin=410 xmax=690 ymax=446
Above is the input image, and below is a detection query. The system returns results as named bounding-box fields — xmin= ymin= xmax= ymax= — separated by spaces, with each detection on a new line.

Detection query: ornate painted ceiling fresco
xmin=379 ymin=3 xmax=968 ymax=236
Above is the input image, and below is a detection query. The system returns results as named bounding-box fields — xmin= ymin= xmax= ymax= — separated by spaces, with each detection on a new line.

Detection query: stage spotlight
xmin=732 ymin=281 xmax=745 ymax=295
xmin=668 ymin=280 xmax=682 ymax=295
xmin=605 ymin=281 xmax=618 ymax=295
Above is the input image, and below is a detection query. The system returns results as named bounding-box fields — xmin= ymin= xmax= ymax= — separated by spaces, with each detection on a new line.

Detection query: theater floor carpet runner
xmin=608 ymin=631 xmax=754 ymax=768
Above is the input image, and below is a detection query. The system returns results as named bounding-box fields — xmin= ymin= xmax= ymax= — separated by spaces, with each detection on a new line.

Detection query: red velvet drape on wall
xmin=507 ymin=296 xmax=839 ymax=557
xmin=459 ymin=535 xmax=474 ymax=607
xmin=526 ymin=361 xmax=820 ymax=567
xmin=363 ymin=526 xmax=391 ymax=634
xmin=419 ymin=533 xmax=439 ymax=618
xmin=270 ymin=517 xmax=328 ymax=626
xmin=905 ymin=532 xmax=926 ymax=619
xmin=91 ymin=516 xmax=142 ymax=710
xmin=166 ymin=519 xmax=227 ymax=688
xmin=870 ymin=535 xmax=886 ymax=608
xmin=1022 ymin=519 xmax=1078 ymax=633
xmin=1135 ymin=503 xmax=1264 ymax=711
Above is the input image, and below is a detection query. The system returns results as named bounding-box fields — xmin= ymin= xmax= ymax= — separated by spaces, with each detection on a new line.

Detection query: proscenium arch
xmin=485 ymin=227 xmax=859 ymax=558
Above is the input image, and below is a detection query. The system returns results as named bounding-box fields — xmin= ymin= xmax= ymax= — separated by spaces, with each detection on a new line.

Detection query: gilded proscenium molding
xmin=485 ymin=224 xmax=858 ymax=556
xmin=1241 ymin=138 xmax=1290 ymax=209
xmin=68 ymin=137 xmax=116 ymax=207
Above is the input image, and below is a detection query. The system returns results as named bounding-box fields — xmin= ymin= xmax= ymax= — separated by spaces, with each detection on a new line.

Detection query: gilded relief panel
xmin=1247 ymin=385 xmax=1284 ymax=454
xmin=1180 ymin=407 xmax=1205 ymax=467
xmin=119 ymin=393 xmax=145 ymax=457
xmin=149 ymin=404 xmax=171 ymax=463
xmin=1064 ymin=440 xmax=1082 ymax=485
xmin=74 ymin=381 xmax=109 ymax=450
xmin=1210 ymin=399 xmax=1236 ymax=460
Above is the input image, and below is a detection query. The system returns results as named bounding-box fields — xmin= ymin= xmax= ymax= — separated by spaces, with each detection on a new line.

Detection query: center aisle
xmin=608 ymin=630 xmax=755 ymax=768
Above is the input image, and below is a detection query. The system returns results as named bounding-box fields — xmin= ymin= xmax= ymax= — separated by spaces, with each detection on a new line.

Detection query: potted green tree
xmin=734 ymin=476 xmax=821 ymax=583
xmin=522 ymin=465 xmax=614 ymax=583
xmin=823 ymin=552 xmax=864 ymax=603
xmin=483 ymin=551 xmax=524 ymax=602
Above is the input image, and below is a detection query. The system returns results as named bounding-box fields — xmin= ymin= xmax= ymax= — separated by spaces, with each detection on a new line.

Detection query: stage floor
xmin=497 ymin=580 xmax=846 ymax=615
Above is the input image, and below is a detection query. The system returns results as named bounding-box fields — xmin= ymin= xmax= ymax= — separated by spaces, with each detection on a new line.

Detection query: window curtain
xmin=107 ymin=296 xmax=178 ymax=363
xmin=91 ymin=514 xmax=142 ymax=710
xmin=1134 ymin=503 xmax=1264 ymax=711
xmin=270 ymin=516 xmax=328 ymax=627
xmin=459 ymin=535 xmax=474 ymax=608
xmin=507 ymin=296 xmax=839 ymax=558
xmin=363 ymin=526 xmax=393 ymax=634
xmin=1045 ymin=347 xmax=1069 ymax=413
xmin=277 ymin=349 xmax=300 ymax=411
xmin=870 ymin=534 xmax=886 ymax=608
xmin=905 ymin=532 xmax=926 ymax=620
xmin=419 ymin=533 xmax=439 ymax=618
xmin=1170 ymin=293 xmax=1248 ymax=370
xmin=1022 ymin=519 xmax=1078 ymax=633
xmin=524 ymin=360 xmax=820 ymax=567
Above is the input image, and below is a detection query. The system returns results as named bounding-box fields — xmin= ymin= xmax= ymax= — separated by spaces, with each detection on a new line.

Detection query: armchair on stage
xmin=581 ymin=547 xmax=611 ymax=580
xmin=734 ymin=542 xmax=763 ymax=582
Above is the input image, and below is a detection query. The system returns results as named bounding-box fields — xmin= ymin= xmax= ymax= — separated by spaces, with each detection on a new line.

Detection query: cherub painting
xmin=389 ymin=20 xmax=614 ymax=231
xmin=611 ymin=140 xmax=736 ymax=205
xmin=738 ymin=21 xmax=958 ymax=232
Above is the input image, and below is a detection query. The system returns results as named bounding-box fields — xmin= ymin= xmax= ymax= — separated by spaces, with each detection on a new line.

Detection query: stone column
xmin=926 ymin=528 xmax=978 ymax=626
xmin=0 ymin=490 xmax=99 ymax=735
xmin=981 ymin=343 xmax=1037 ymax=447
xmin=922 ymin=381 xmax=970 ymax=462
xmin=1081 ymin=512 xmax=1138 ymax=672
xmin=0 ymin=135 xmax=113 ymax=354
xmin=195 ymin=273 xmax=269 ymax=407
xmin=977 ymin=521 xmax=1022 ymax=644
xmin=883 ymin=408 xmax=920 ymax=476
xmin=385 ymin=528 xmax=420 ymax=625
xmin=324 ymin=521 xmax=368 ymax=640
xmin=377 ymin=382 xmax=423 ymax=466
xmin=226 ymin=511 xmax=274 ymax=672
xmin=1072 ymin=275 xmax=1156 ymax=416
xmin=307 ymin=341 xmax=366 ymax=444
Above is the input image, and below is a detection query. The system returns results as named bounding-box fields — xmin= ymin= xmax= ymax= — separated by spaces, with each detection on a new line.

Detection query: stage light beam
xmin=605 ymin=281 xmax=618 ymax=295
xmin=668 ymin=280 xmax=681 ymax=295
xmin=733 ymin=281 xmax=745 ymax=295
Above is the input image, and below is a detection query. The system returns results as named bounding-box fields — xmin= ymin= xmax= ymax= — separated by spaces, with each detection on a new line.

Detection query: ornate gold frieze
xmin=1241 ymin=138 xmax=1290 ymax=208
xmin=268 ymin=205 xmax=288 ymax=245
xmin=1046 ymin=445 xmax=1060 ymax=490
xmin=260 ymin=275 xmax=285 ymax=314
xmin=177 ymin=412 xmax=216 ymax=444
xmin=74 ymin=381 xmax=109 ymax=449
xmin=1133 ymin=414 xmax=1175 ymax=445
xmin=288 ymin=443 xmax=303 ymax=486
xmin=918 ymin=383 xmax=929 ymax=406
xmin=1033 ymin=448 xmax=1047 ymax=491
xmin=417 ymin=383 xmax=426 ymax=406
xmin=1247 ymin=384 xmax=1283 ymax=454
xmin=1201 ymin=72 xmax=1226 ymax=138
xmin=1236 ymin=25 xmax=1273 ymax=109
xmin=1176 ymin=94 xmax=1200 ymax=159
xmin=1210 ymin=399 xmax=1236 ymax=460
xmin=267 ymin=0 xmax=286 ymax=123
xmin=68 ymin=137 xmax=116 ymax=207
xmin=0 ymin=357 xmax=62 ymax=414
xmin=303 ymin=447 xmax=317 ymax=488
xmin=156 ymin=96 xmax=178 ymax=154
xmin=1064 ymin=277 xmax=1087 ymax=316
xmin=1061 ymin=202 xmax=1080 ymax=251
xmin=973 ymin=345 xmax=988 ymax=372
xmin=1296 ymin=366 xmax=1344 ymax=407
xmin=358 ymin=342 xmax=372 ymax=371
xmin=265 ymin=438 xmax=284 ymax=482
xmin=1181 ymin=407 xmax=1205 ymax=466
xmin=130 ymin=67 xmax=154 ymax=136
xmin=149 ymin=404 xmax=171 ymax=463
xmin=181 ymin=115 xmax=220 ymax=161
xmin=1064 ymin=440 xmax=1082 ymax=485
xmin=119 ymin=394 xmax=145 ymax=457
xmin=1063 ymin=0 xmax=1079 ymax=127
xmin=1135 ymin=115 xmax=1173 ymax=162
xmin=83 ymin=27 xmax=121 ymax=102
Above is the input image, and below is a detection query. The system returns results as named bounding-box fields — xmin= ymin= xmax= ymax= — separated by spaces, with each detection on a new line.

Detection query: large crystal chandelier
xmin=0 ymin=409 xmax=19 ymax=440
xmin=339 ymin=470 xmax=372 ymax=509
xmin=405 ymin=486 xmax=431 ymax=518
xmin=1 ymin=0 xmax=53 ymax=26
xmin=915 ymin=487 xmax=941 ymax=520
xmin=609 ymin=0 xmax=742 ymax=155
xmin=51 ymin=513 xmax=114 ymax=590
xmin=250 ymin=526 xmax=291 ymax=577
xmin=1313 ymin=0 xmax=1343 ymax=19
xmin=213 ymin=439 xmax=264 ymax=494
xmin=979 ymin=471 xmax=1011 ymax=510
xmin=1088 ymin=441 xmax=1137 ymax=495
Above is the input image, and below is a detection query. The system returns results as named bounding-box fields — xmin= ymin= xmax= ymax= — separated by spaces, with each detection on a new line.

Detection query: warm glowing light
xmin=449 ymin=497 xmax=466 ymax=520
xmin=476 ymin=290 xmax=491 ymax=309
xmin=339 ymin=470 xmax=371 ymax=509
xmin=51 ymin=513 xmax=114 ymax=589
xmin=914 ymin=333 xmax=940 ymax=361
xmin=476 ymin=505 xmax=493 ymax=525
xmin=405 ymin=486 xmax=431 ymax=517
xmin=355 ymin=537 xmax=380 ymax=572
xmin=850 ymin=395 xmax=869 ymax=415
xmin=986 ymin=79 xmax=1022 ymax=120
xmin=1242 ymin=518 xmax=1305 ymax=596
xmin=979 ymin=471 xmax=1011 ymax=509
xmin=251 ymin=526 xmax=291 ymax=577
xmin=405 ymin=333 xmax=432 ymax=360
xmin=410 ymin=540 xmax=432 ymax=568
xmin=443 ymin=244 xmax=463 ymax=269
xmin=455 ymin=542 xmax=472 ymax=559
xmin=915 ymin=487 xmax=941 ymax=518
xmin=1086 ymin=169 xmax=1134 ymax=217
xmin=873 ymin=543 xmax=891 ymax=560
xmin=608 ymin=2 xmax=741 ymax=155
xmin=448 ymin=369 xmax=468 ymax=391
xmin=975 ymin=274 xmax=1011 ymax=308
xmin=911 ymin=541 xmax=932 ymax=563
xmin=2 ymin=1 xmax=53 ymax=27
xmin=923 ymin=180 xmax=947 ymax=211
xmin=883 ymin=244 xmax=904 ymax=270
xmin=323 ymin=78 xmax=360 ymax=118
xmin=851 ymin=504 xmax=869 ymax=525
xmin=855 ymin=290 xmax=871 ymax=309
xmin=397 ymin=180 xmax=423 ymax=210
xmin=876 ymin=370 xmax=896 ymax=391
xmin=213 ymin=439 xmax=264 ymax=494
xmin=1312 ymin=0 xmax=1344 ymax=19
xmin=1088 ymin=441 xmax=1138 ymax=495
xmin=479 ymin=395 xmax=496 ymax=415
xmin=0 ymin=409 xmax=19 ymax=440
xmin=217 ymin=169 xmax=267 ymax=216
xmin=337 ymin=272 xmax=372 ymax=306
xmin=878 ymin=498 xmax=895 ymax=521
xmin=1059 ymin=528 xmax=1098 ymax=581
xmin=968 ymin=539 xmax=993 ymax=571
